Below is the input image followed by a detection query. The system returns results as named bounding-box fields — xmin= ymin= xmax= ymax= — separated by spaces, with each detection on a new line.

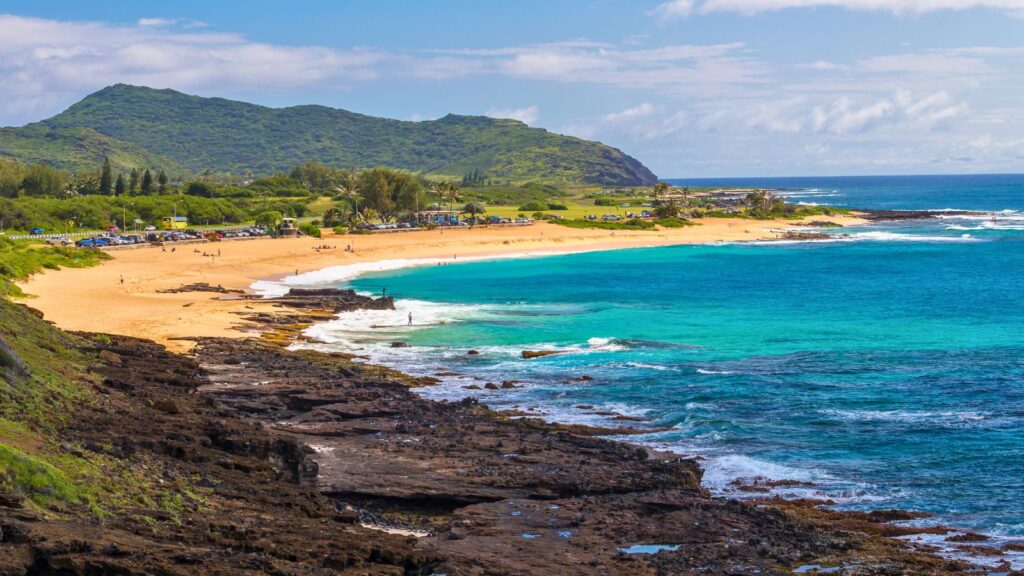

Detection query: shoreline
xmin=17 ymin=215 xmax=865 ymax=352
xmin=13 ymin=211 xmax=1022 ymax=571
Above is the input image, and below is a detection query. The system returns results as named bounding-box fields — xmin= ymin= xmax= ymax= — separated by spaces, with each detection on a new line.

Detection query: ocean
xmin=283 ymin=174 xmax=1024 ymax=567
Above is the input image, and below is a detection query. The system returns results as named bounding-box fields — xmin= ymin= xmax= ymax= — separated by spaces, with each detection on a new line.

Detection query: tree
xmin=141 ymin=169 xmax=153 ymax=194
xmin=129 ymin=168 xmax=139 ymax=194
xmin=744 ymin=189 xmax=784 ymax=217
xmin=255 ymin=210 xmax=284 ymax=229
xmin=654 ymin=201 xmax=680 ymax=218
xmin=652 ymin=181 xmax=670 ymax=200
xmin=356 ymin=168 xmax=424 ymax=222
xmin=433 ymin=180 xmax=459 ymax=211
xmin=291 ymin=162 xmax=336 ymax=190
xmin=186 ymin=181 xmax=215 ymax=197
xmin=114 ymin=173 xmax=126 ymax=196
xmin=462 ymin=202 xmax=486 ymax=222
xmin=322 ymin=207 xmax=343 ymax=227
xmin=99 ymin=157 xmax=113 ymax=195
xmin=20 ymin=164 xmax=66 ymax=197
xmin=158 ymin=170 xmax=169 ymax=193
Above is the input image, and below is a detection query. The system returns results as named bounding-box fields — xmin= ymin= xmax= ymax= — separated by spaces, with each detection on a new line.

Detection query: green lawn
xmin=486 ymin=201 xmax=648 ymax=220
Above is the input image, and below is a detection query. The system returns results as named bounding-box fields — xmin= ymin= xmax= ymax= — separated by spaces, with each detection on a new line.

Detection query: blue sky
xmin=2 ymin=0 xmax=1024 ymax=177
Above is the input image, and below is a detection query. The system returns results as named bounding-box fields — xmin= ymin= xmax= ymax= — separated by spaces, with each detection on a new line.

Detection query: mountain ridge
xmin=2 ymin=84 xmax=657 ymax=185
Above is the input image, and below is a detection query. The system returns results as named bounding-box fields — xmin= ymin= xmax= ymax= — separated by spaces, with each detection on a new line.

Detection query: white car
xmin=144 ymin=225 xmax=157 ymax=231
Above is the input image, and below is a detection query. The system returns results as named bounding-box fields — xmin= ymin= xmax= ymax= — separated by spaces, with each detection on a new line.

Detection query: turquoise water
xmin=303 ymin=175 xmax=1024 ymax=563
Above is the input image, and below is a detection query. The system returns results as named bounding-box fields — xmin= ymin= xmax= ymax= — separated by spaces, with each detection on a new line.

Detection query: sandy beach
xmin=18 ymin=215 xmax=864 ymax=352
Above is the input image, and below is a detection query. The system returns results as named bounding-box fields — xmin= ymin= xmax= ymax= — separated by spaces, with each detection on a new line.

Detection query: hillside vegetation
xmin=3 ymin=84 xmax=657 ymax=186
xmin=0 ymin=125 xmax=181 ymax=173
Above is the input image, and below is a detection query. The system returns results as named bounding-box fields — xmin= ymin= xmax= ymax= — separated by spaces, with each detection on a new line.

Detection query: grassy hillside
xmin=0 ymin=125 xmax=182 ymax=173
xmin=26 ymin=84 xmax=656 ymax=185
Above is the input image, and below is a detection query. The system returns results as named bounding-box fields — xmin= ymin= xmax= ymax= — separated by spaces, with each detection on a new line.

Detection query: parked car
xmin=144 ymin=225 xmax=156 ymax=231
xmin=29 ymin=227 xmax=44 ymax=235
xmin=602 ymin=214 xmax=621 ymax=221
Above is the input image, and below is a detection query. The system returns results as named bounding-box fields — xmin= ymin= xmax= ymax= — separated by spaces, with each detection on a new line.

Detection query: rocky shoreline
xmin=0 ymin=289 xmax=1010 ymax=575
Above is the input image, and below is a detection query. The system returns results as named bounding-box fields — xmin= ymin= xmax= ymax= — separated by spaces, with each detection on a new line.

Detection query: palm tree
xmin=434 ymin=181 xmax=459 ymax=212
xmin=336 ymin=168 xmax=362 ymax=222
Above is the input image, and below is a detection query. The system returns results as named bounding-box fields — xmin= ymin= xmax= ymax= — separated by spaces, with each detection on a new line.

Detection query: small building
xmin=161 ymin=216 xmax=189 ymax=230
xmin=279 ymin=217 xmax=298 ymax=237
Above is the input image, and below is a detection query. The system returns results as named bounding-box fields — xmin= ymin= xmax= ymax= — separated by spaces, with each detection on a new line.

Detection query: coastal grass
xmin=653 ymin=217 xmax=695 ymax=228
xmin=0 ymin=251 xmax=200 ymax=518
xmin=0 ymin=236 xmax=110 ymax=297
xmin=551 ymin=218 xmax=657 ymax=231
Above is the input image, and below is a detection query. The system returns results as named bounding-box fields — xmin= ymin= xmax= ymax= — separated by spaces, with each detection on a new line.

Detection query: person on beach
xmin=408 ymin=311 xmax=413 ymax=326
xmin=382 ymin=286 xmax=387 ymax=298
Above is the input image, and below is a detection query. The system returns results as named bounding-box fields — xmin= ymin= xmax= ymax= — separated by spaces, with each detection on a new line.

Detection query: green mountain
xmin=5 ymin=84 xmax=656 ymax=185
xmin=0 ymin=125 xmax=182 ymax=174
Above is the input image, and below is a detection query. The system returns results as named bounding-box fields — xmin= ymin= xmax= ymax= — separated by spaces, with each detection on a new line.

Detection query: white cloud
xmin=564 ymin=103 xmax=688 ymax=141
xmin=0 ymin=14 xmax=765 ymax=125
xmin=137 ymin=17 xmax=207 ymax=28
xmin=420 ymin=41 xmax=763 ymax=93
xmin=0 ymin=14 xmax=387 ymax=124
xmin=649 ymin=0 xmax=696 ymax=20
xmin=484 ymin=105 xmax=540 ymax=124
xmin=651 ymin=0 xmax=1024 ymax=18
xmin=811 ymin=91 xmax=968 ymax=134
xmin=605 ymin=102 xmax=657 ymax=122
xmin=137 ymin=18 xmax=176 ymax=27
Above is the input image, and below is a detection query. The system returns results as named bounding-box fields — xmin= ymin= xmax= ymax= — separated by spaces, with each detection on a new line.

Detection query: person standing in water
xmin=408 ymin=311 xmax=413 ymax=326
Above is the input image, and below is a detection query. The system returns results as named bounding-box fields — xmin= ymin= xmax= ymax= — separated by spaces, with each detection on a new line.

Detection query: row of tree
xmin=98 ymin=159 xmax=168 ymax=196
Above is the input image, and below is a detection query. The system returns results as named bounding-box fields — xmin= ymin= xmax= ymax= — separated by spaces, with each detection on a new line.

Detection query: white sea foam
xmin=946 ymin=220 xmax=1024 ymax=231
xmin=251 ymin=249 xmax=605 ymax=297
xmin=745 ymin=230 xmax=980 ymax=246
xmin=897 ymin=532 xmax=1024 ymax=570
xmin=847 ymin=231 xmax=977 ymax=243
xmin=303 ymin=299 xmax=486 ymax=346
xmin=622 ymin=361 xmax=681 ymax=372
xmin=585 ymin=337 xmax=628 ymax=352
xmin=696 ymin=368 xmax=735 ymax=375
xmin=700 ymin=454 xmax=823 ymax=490
xmin=821 ymin=409 xmax=990 ymax=426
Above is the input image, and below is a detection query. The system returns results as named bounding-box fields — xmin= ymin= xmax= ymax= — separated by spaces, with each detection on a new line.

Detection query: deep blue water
xmin=299 ymin=174 xmax=1024 ymax=565
xmin=667 ymin=173 xmax=1024 ymax=212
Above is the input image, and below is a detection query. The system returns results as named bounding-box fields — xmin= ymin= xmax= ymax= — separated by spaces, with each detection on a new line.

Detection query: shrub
xmin=518 ymin=201 xmax=549 ymax=212
xmin=653 ymin=217 xmax=692 ymax=228
xmin=299 ymin=222 xmax=322 ymax=238
xmin=254 ymin=211 xmax=284 ymax=228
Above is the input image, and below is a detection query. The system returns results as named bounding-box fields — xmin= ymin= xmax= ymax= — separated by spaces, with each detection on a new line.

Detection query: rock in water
xmin=522 ymin=350 xmax=563 ymax=359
